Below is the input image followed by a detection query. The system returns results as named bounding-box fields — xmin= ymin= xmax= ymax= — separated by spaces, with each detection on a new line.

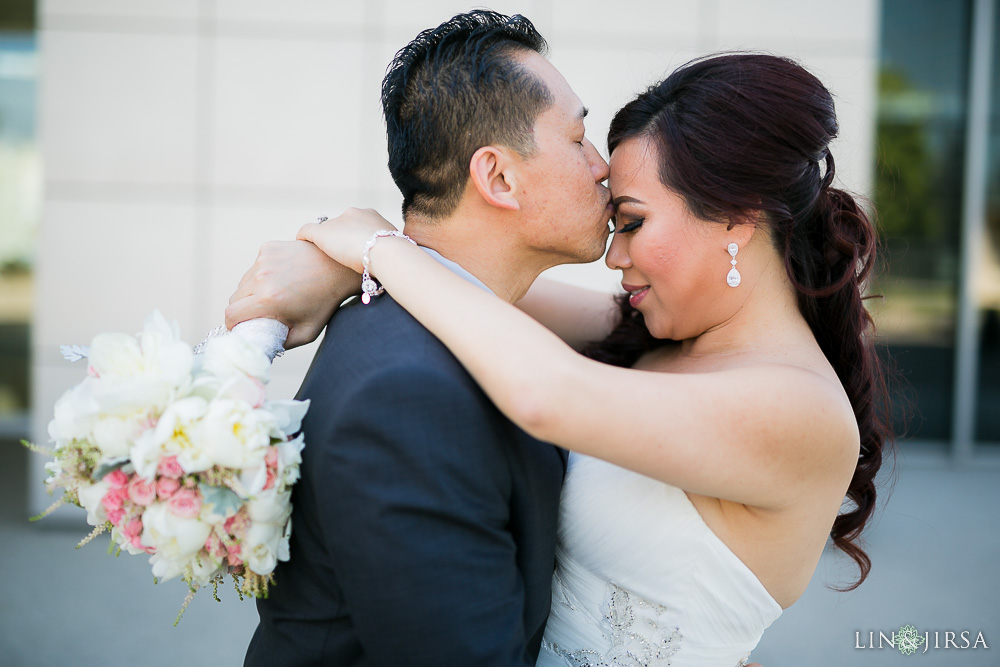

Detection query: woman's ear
xmin=725 ymin=211 xmax=761 ymax=246
xmin=468 ymin=145 xmax=520 ymax=211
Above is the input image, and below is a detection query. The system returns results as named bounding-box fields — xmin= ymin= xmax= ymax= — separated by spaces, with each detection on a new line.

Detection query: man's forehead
xmin=514 ymin=49 xmax=587 ymax=124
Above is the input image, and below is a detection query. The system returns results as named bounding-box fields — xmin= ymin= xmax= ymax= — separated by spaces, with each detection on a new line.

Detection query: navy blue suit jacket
xmin=245 ymin=294 xmax=565 ymax=666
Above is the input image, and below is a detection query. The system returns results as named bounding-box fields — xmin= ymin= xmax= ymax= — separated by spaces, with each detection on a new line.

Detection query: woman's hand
xmin=296 ymin=207 xmax=397 ymax=273
xmin=225 ymin=240 xmax=361 ymax=349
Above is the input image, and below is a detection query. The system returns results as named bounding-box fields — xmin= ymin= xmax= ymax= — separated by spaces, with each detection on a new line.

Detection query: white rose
xmin=112 ymin=525 xmax=147 ymax=556
xmin=76 ymin=478 xmax=111 ymax=526
xmin=243 ymin=520 xmax=282 ymax=575
xmin=277 ymin=516 xmax=292 ymax=563
xmin=148 ymin=552 xmax=185 ymax=582
xmin=141 ymin=502 xmax=212 ymax=580
xmin=188 ymin=548 xmax=225 ymax=586
xmin=201 ymin=335 xmax=270 ymax=383
xmin=197 ymin=399 xmax=274 ymax=470
xmin=246 ymin=488 xmax=292 ymax=525
xmin=276 ymin=434 xmax=305 ymax=487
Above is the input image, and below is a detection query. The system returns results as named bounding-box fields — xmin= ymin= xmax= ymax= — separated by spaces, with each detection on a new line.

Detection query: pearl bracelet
xmin=361 ymin=230 xmax=416 ymax=304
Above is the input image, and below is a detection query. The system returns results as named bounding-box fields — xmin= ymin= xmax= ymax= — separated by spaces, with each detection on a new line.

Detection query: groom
xmin=238 ymin=11 xmax=612 ymax=666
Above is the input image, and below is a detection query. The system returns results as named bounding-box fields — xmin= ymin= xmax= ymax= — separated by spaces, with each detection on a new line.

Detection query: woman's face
xmin=606 ymin=136 xmax=737 ymax=340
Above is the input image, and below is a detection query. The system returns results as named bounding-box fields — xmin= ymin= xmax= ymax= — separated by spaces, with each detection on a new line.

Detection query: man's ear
xmin=468 ymin=145 xmax=520 ymax=211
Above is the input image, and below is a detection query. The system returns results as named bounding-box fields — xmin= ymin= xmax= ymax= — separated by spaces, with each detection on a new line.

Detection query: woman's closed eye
xmin=616 ymin=218 xmax=644 ymax=234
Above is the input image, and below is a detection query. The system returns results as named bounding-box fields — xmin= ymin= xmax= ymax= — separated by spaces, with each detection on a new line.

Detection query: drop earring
xmin=727 ymin=242 xmax=741 ymax=287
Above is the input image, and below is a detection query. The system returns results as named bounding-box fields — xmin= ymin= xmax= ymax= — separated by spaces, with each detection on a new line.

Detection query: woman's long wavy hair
xmin=585 ymin=53 xmax=893 ymax=590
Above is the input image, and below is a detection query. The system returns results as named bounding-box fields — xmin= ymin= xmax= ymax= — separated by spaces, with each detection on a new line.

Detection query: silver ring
xmin=317 ymin=216 xmax=328 ymax=224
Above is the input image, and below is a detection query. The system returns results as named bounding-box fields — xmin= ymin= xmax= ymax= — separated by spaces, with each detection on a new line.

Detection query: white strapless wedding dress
xmin=538 ymin=454 xmax=783 ymax=667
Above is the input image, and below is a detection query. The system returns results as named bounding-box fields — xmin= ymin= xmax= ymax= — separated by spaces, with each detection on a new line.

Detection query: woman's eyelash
xmin=617 ymin=218 xmax=644 ymax=234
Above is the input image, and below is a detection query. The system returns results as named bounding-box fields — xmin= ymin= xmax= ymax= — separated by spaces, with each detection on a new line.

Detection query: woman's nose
xmin=606 ymin=233 xmax=631 ymax=270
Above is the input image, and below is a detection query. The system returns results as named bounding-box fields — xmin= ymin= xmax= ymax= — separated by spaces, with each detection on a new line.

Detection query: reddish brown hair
xmin=588 ymin=53 xmax=893 ymax=589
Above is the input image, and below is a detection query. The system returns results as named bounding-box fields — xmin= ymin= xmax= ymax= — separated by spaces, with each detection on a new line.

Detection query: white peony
xmin=91 ymin=411 xmax=147 ymax=460
xmin=214 ymin=374 xmax=267 ymax=408
xmin=201 ymin=334 xmax=271 ymax=383
xmin=48 ymin=379 xmax=99 ymax=444
xmin=87 ymin=332 xmax=144 ymax=381
xmin=141 ymin=502 xmax=212 ymax=580
xmin=128 ymin=428 xmax=162 ymax=481
xmin=88 ymin=312 xmax=193 ymax=414
xmin=238 ymin=464 xmax=269 ymax=497
xmin=197 ymin=398 xmax=274 ymax=470
xmin=266 ymin=399 xmax=309 ymax=438
xmin=153 ymin=396 xmax=211 ymax=474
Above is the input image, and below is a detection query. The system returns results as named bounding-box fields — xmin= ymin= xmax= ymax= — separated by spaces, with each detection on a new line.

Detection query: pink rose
xmin=107 ymin=508 xmax=125 ymax=525
xmin=227 ymin=553 xmax=242 ymax=567
xmin=264 ymin=447 xmax=278 ymax=468
xmin=204 ymin=532 xmax=226 ymax=558
xmin=102 ymin=486 xmax=128 ymax=513
xmin=168 ymin=488 xmax=202 ymax=519
xmin=224 ymin=511 xmax=249 ymax=536
xmin=128 ymin=477 xmax=156 ymax=506
xmin=155 ymin=476 xmax=180 ymax=500
xmin=122 ymin=518 xmax=143 ymax=539
xmin=157 ymin=456 xmax=184 ymax=479
xmin=263 ymin=467 xmax=276 ymax=491
xmin=105 ymin=469 xmax=129 ymax=489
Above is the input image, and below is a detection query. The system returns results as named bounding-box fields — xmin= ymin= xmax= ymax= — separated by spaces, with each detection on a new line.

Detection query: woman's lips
xmin=622 ymin=283 xmax=650 ymax=307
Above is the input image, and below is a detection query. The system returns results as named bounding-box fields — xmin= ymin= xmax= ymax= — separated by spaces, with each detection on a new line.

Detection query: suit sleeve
xmin=312 ymin=362 xmax=534 ymax=666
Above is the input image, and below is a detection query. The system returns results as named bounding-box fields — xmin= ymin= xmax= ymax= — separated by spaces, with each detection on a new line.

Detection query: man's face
xmin=512 ymin=51 xmax=613 ymax=265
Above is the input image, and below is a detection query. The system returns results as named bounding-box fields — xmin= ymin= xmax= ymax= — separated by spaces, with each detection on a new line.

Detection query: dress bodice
xmin=538 ymin=453 xmax=782 ymax=667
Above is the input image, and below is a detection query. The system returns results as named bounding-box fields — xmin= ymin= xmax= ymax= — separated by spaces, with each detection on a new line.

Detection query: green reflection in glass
xmin=0 ymin=33 xmax=35 ymax=418
xmin=872 ymin=0 xmax=971 ymax=440
xmin=975 ymin=1 xmax=1000 ymax=443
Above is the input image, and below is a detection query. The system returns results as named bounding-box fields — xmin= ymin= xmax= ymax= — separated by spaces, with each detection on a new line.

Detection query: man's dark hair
xmin=382 ymin=10 xmax=553 ymax=219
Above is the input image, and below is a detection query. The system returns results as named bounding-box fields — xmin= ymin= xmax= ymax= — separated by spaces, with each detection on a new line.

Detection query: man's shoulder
xmin=299 ymin=295 xmax=484 ymax=405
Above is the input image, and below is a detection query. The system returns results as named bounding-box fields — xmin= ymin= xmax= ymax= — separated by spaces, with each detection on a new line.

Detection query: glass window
xmin=976 ymin=1 xmax=1000 ymax=443
xmin=0 ymin=19 xmax=37 ymax=432
xmin=873 ymin=0 xmax=972 ymax=441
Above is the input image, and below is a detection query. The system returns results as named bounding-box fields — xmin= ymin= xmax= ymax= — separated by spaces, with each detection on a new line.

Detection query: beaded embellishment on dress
xmin=543 ymin=577 xmax=683 ymax=667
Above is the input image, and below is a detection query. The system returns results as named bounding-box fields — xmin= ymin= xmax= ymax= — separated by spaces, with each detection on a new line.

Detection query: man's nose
xmin=585 ymin=139 xmax=609 ymax=182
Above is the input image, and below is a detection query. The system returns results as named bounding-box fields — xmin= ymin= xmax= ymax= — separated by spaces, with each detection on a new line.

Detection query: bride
xmin=229 ymin=54 xmax=891 ymax=666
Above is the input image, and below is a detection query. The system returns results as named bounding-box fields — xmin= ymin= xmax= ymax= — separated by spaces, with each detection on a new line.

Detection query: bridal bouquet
xmin=27 ymin=311 xmax=306 ymax=621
